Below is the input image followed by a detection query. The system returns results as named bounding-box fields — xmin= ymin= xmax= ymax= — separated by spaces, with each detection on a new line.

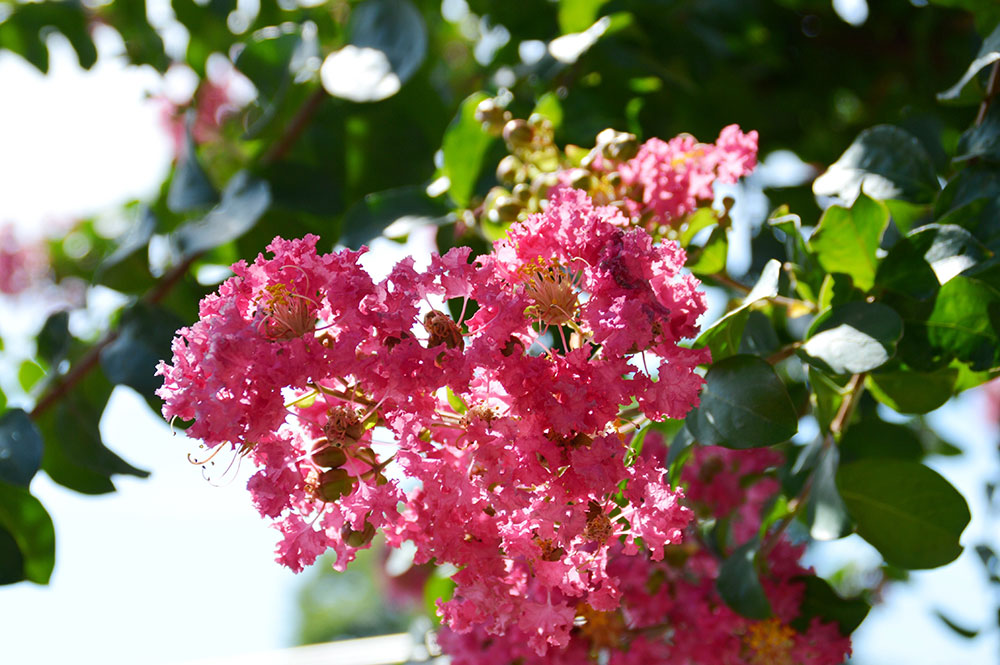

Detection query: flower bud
xmin=493 ymin=195 xmax=523 ymax=222
xmin=512 ymin=183 xmax=532 ymax=204
xmin=317 ymin=468 xmax=355 ymax=502
xmin=597 ymin=129 xmax=639 ymax=161
xmin=496 ymin=155 xmax=524 ymax=185
xmin=503 ymin=119 xmax=533 ymax=148
xmin=475 ymin=98 xmax=510 ymax=135
xmin=312 ymin=441 xmax=347 ymax=468
xmin=341 ymin=521 xmax=377 ymax=547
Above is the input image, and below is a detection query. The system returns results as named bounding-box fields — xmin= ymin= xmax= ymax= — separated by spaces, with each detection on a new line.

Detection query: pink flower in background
xmin=619 ymin=124 xmax=758 ymax=225
xmin=0 ymin=225 xmax=47 ymax=295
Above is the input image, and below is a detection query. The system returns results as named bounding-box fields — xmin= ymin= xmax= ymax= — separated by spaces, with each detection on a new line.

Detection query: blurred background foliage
xmin=2 ymin=0 xmax=1000 ymax=654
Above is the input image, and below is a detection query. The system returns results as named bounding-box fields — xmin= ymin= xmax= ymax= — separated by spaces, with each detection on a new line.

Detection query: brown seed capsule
xmin=424 ymin=310 xmax=465 ymax=350
xmin=312 ymin=441 xmax=347 ymax=468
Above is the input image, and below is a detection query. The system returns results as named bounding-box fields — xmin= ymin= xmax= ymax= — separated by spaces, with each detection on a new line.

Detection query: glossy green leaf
xmin=792 ymin=575 xmax=870 ymax=636
xmin=799 ymin=302 xmax=902 ymax=375
xmin=558 ymin=0 xmax=609 ymax=33
xmin=911 ymin=274 xmax=1000 ymax=371
xmin=686 ymin=226 xmax=728 ymax=276
xmin=0 ymin=410 xmax=43 ymax=487
xmin=716 ymin=539 xmax=772 ymax=620
xmin=686 ymin=354 xmax=798 ymax=449
xmin=697 ymin=259 xmax=780 ymax=362
xmin=0 ymin=483 xmax=55 ymax=584
xmin=321 ymin=0 xmax=426 ymax=103
xmin=837 ymin=459 xmax=970 ymax=569
xmin=36 ymin=311 xmax=70 ymax=365
xmin=442 ymin=93 xmax=496 ymax=208
xmin=866 ymin=365 xmax=957 ymax=414
xmin=805 ymin=445 xmax=852 ymax=540
xmin=340 ymin=186 xmax=451 ymax=249
xmin=166 ymin=117 xmax=219 ymax=214
xmin=0 ymin=526 xmax=25 ymax=585
xmin=839 ymin=419 xmax=924 ymax=464
xmin=0 ymin=1 xmax=97 ymax=73
xmin=101 ymin=303 xmax=185 ymax=403
xmin=172 ymin=171 xmax=271 ymax=258
xmin=808 ymin=194 xmax=889 ymax=291
xmin=938 ymin=20 xmax=1000 ymax=102
xmin=812 ymin=126 xmax=939 ymax=204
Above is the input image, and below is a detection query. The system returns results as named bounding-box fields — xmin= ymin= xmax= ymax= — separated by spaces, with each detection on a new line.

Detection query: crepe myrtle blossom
xmin=157 ymin=190 xmax=708 ymax=652
xmin=437 ymin=437 xmax=853 ymax=665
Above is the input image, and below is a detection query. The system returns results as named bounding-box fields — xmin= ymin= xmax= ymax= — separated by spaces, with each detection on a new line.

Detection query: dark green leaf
xmin=812 ymin=126 xmax=939 ymax=204
xmin=321 ymin=0 xmax=427 ymax=102
xmin=166 ymin=116 xmax=219 ymax=214
xmin=0 ymin=483 xmax=55 ymax=584
xmin=866 ymin=365 xmax=957 ymax=414
xmin=36 ymin=311 xmax=70 ymax=365
xmin=95 ymin=207 xmax=157 ymax=293
xmin=101 ymin=303 xmax=185 ymax=403
xmin=236 ymin=23 xmax=317 ymax=133
xmin=441 ymin=93 xmax=496 ymax=208
xmin=0 ymin=526 xmax=25 ymax=585
xmin=686 ymin=354 xmax=798 ymax=449
xmin=839 ymin=419 xmax=924 ymax=464
xmin=340 ymin=186 xmax=451 ymax=249
xmin=957 ymin=102 xmax=1000 ymax=163
xmin=792 ymin=575 xmax=870 ymax=636
xmin=798 ymin=302 xmax=902 ymax=375
xmin=938 ymin=20 xmax=1000 ymax=102
xmin=716 ymin=539 xmax=772 ymax=620
xmin=837 ymin=459 xmax=970 ymax=569
xmin=805 ymin=445 xmax=852 ymax=540
xmin=917 ymin=274 xmax=1000 ymax=370
xmin=935 ymin=610 xmax=980 ymax=639
xmin=0 ymin=410 xmax=43 ymax=487
xmin=809 ymin=368 xmax=849 ymax=434
xmin=172 ymin=171 xmax=271 ymax=257
xmin=696 ymin=259 xmax=780 ymax=362
xmin=738 ymin=311 xmax=780 ymax=357
xmin=808 ymin=194 xmax=889 ymax=291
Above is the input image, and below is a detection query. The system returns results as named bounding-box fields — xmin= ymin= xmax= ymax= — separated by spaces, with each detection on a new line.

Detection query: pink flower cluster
xmin=157 ymin=190 xmax=709 ymax=654
xmin=618 ymin=125 xmax=758 ymax=225
xmin=0 ymin=226 xmax=47 ymax=295
xmin=438 ymin=440 xmax=852 ymax=665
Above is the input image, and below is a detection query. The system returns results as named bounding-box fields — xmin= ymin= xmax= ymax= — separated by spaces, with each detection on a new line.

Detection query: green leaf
xmin=532 ymin=92 xmax=564 ymax=131
xmin=839 ymin=419 xmax=924 ymax=464
xmin=957 ymin=102 xmax=1000 ymax=163
xmin=866 ymin=365 xmax=957 ymax=414
xmin=686 ymin=226 xmax=728 ymax=276
xmin=0 ymin=2 xmax=97 ymax=73
xmin=172 ymin=171 xmax=271 ymax=258
xmin=935 ymin=610 xmax=980 ymax=639
xmin=95 ymin=207 xmax=157 ymax=293
xmin=236 ymin=23 xmax=318 ymax=133
xmin=716 ymin=539 xmax=772 ymax=620
xmin=0 ymin=525 xmax=25 ymax=585
xmin=423 ymin=567 xmax=456 ymax=624
xmin=808 ymin=194 xmax=889 ymax=291
xmin=798 ymin=302 xmax=902 ymax=375
xmin=100 ymin=303 xmax=185 ymax=404
xmin=836 ymin=459 xmax=970 ymax=569
xmin=696 ymin=259 xmax=780 ymax=362
xmin=36 ymin=311 xmax=71 ymax=365
xmin=0 ymin=483 xmax=55 ymax=584
xmin=912 ymin=274 xmax=1000 ymax=371
xmin=441 ymin=93 xmax=496 ymax=208
xmin=686 ymin=354 xmax=798 ymax=449
xmin=805 ymin=445 xmax=852 ymax=540
xmin=792 ymin=575 xmax=870 ymax=636
xmin=321 ymin=0 xmax=427 ymax=102
xmin=340 ymin=186 xmax=451 ymax=249
xmin=0 ymin=410 xmax=44 ymax=487
xmin=558 ymin=0 xmax=610 ymax=33
xmin=166 ymin=117 xmax=219 ymax=214
xmin=809 ymin=368 xmax=849 ymax=435
xmin=812 ymin=126 xmax=939 ymax=204
xmin=17 ymin=360 xmax=46 ymax=394
xmin=938 ymin=20 xmax=1000 ymax=103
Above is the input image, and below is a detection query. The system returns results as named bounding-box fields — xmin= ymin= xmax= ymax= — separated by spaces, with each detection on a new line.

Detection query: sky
xmin=0 ymin=14 xmax=998 ymax=665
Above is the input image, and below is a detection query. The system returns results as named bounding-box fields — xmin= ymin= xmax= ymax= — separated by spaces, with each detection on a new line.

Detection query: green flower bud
xmin=475 ymin=98 xmax=511 ymax=135
xmin=503 ymin=119 xmax=533 ymax=148
xmin=341 ymin=521 xmax=377 ymax=547
xmin=496 ymin=155 xmax=524 ymax=185
xmin=312 ymin=441 xmax=347 ymax=469
xmin=318 ymin=468 xmax=355 ymax=502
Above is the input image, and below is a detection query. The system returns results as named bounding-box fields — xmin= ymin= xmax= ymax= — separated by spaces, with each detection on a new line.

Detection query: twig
xmin=30 ymin=253 xmax=201 ymax=420
xmin=975 ymin=61 xmax=1000 ymax=126
xmin=258 ymin=86 xmax=327 ymax=167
